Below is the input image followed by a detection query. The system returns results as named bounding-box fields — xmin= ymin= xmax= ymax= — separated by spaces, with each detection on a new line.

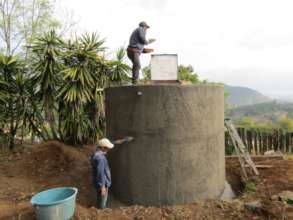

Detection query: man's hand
xmin=114 ymin=139 xmax=124 ymax=145
xmin=148 ymin=38 xmax=156 ymax=44
xmin=101 ymin=186 xmax=107 ymax=196
xmin=113 ymin=137 xmax=134 ymax=145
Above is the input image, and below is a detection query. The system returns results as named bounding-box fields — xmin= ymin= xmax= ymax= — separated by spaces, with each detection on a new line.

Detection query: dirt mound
xmin=0 ymin=142 xmax=292 ymax=220
xmin=3 ymin=141 xmax=90 ymax=179
xmin=226 ymin=156 xmax=293 ymax=199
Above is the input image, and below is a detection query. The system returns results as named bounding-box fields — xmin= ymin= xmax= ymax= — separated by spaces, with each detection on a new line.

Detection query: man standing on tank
xmin=127 ymin=21 xmax=155 ymax=84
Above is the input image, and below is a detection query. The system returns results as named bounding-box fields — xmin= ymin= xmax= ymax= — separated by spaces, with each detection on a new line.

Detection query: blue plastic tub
xmin=31 ymin=187 xmax=78 ymax=220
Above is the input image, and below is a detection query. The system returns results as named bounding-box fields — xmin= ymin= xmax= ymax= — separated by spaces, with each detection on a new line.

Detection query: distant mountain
xmin=224 ymin=85 xmax=271 ymax=106
xmin=272 ymin=96 xmax=293 ymax=103
xmin=226 ymin=101 xmax=293 ymax=122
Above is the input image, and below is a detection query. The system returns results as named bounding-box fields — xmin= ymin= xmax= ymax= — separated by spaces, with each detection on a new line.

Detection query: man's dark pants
xmin=96 ymin=188 xmax=108 ymax=209
xmin=127 ymin=50 xmax=141 ymax=84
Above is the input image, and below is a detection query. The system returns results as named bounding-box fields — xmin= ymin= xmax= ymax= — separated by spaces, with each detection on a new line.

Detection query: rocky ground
xmin=0 ymin=141 xmax=292 ymax=220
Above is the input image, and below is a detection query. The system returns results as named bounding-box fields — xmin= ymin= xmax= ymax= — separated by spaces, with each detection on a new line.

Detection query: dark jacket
xmin=128 ymin=27 xmax=149 ymax=53
xmin=91 ymin=150 xmax=111 ymax=188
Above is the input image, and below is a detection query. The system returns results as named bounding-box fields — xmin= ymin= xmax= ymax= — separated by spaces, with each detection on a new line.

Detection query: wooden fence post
xmin=290 ymin=133 xmax=293 ymax=153
xmin=224 ymin=128 xmax=293 ymax=155
xmin=268 ymin=132 xmax=273 ymax=152
xmin=273 ymin=131 xmax=278 ymax=152
xmin=285 ymin=133 xmax=290 ymax=153
xmin=252 ymin=130 xmax=257 ymax=154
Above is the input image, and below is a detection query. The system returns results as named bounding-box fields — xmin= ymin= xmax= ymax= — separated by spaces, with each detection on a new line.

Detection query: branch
xmin=0 ymin=1 xmax=4 ymax=10
xmin=0 ymin=1 xmax=7 ymax=33
xmin=31 ymin=0 xmax=36 ymax=35
xmin=59 ymin=20 xmax=77 ymax=36
xmin=1 ymin=0 xmax=10 ymax=54
xmin=0 ymin=30 xmax=4 ymax=40
xmin=7 ymin=0 xmax=17 ymax=18
xmin=11 ymin=36 xmax=25 ymax=54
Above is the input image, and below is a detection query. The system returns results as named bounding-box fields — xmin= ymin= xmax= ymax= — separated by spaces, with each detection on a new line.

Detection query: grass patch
xmin=284 ymin=154 xmax=293 ymax=160
xmin=244 ymin=178 xmax=257 ymax=193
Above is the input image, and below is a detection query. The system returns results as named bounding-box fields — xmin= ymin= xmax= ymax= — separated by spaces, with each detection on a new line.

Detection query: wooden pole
xmin=253 ymin=130 xmax=257 ymax=154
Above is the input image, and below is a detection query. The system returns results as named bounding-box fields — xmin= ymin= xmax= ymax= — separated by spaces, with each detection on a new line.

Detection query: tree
xmin=31 ymin=30 xmax=63 ymax=139
xmin=108 ymin=47 xmax=131 ymax=85
xmin=142 ymin=66 xmax=151 ymax=80
xmin=178 ymin=65 xmax=199 ymax=84
xmin=239 ymin=117 xmax=256 ymax=128
xmin=0 ymin=54 xmax=27 ymax=148
xmin=278 ymin=117 xmax=293 ymax=132
xmin=57 ymin=33 xmax=106 ymax=145
xmin=0 ymin=0 xmax=76 ymax=56
xmin=142 ymin=64 xmax=200 ymax=84
xmin=0 ymin=30 xmax=131 ymax=148
xmin=0 ymin=0 xmax=60 ymax=55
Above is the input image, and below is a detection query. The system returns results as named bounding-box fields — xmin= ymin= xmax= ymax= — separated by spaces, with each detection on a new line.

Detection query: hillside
xmin=224 ymin=85 xmax=271 ymax=106
xmin=226 ymin=101 xmax=293 ymax=122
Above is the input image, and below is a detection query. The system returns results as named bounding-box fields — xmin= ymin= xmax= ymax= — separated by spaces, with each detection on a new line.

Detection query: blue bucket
xmin=31 ymin=187 xmax=78 ymax=220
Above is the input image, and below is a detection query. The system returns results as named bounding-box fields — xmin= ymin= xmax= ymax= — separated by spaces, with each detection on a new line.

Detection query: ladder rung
xmin=225 ymin=119 xmax=259 ymax=176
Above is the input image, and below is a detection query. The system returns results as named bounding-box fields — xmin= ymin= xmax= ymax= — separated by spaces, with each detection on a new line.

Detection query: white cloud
xmin=125 ymin=0 xmax=168 ymax=11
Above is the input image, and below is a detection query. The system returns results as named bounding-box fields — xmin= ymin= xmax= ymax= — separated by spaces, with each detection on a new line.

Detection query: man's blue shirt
xmin=128 ymin=27 xmax=148 ymax=53
xmin=91 ymin=150 xmax=111 ymax=188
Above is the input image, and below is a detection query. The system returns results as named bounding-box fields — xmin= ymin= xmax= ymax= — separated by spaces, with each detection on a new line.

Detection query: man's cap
xmin=139 ymin=21 xmax=150 ymax=28
xmin=98 ymin=138 xmax=114 ymax=149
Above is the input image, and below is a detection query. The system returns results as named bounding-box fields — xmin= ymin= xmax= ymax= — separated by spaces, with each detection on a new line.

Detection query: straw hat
xmin=98 ymin=138 xmax=114 ymax=149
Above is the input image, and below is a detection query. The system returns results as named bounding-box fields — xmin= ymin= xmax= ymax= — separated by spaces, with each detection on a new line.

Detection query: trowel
xmin=123 ymin=136 xmax=134 ymax=142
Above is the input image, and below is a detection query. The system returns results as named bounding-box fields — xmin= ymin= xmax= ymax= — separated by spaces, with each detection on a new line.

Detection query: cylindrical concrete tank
xmin=106 ymin=85 xmax=225 ymax=206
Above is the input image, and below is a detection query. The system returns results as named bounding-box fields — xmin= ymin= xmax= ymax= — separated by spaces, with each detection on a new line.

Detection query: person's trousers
xmin=96 ymin=188 xmax=108 ymax=209
xmin=127 ymin=51 xmax=141 ymax=84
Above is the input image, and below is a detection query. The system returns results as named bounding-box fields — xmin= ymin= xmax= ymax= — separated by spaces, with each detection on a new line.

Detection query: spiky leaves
xmin=0 ymin=31 xmax=131 ymax=148
xmin=0 ymin=55 xmax=26 ymax=148
xmin=58 ymin=33 xmax=107 ymax=145
xmin=31 ymin=30 xmax=63 ymax=139
xmin=108 ymin=47 xmax=131 ymax=85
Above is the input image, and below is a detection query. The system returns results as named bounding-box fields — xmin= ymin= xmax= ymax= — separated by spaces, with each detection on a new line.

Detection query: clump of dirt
xmin=73 ymin=199 xmax=292 ymax=220
xmin=3 ymin=141 xmax=90 ymax=178
xmin=0 ymin=142 xmax=292 ymax=220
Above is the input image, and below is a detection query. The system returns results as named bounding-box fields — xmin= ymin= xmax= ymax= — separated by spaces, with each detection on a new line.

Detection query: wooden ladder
xmin=225 ymin=118 xmax=259 ymax=179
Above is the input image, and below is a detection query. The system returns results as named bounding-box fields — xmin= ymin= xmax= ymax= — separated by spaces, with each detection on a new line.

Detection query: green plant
xmin=142 ymin=64 xmax=201 ymax=84
xmin=57 ymin=33 xmax=105 ymax=145
xmin=108 ymin=47 xmax=131 ymax=85
xmin=225 ymin=144 xmax=235 ymax=155
xmin=244 ymin=178 xmax=257 ymax=193
xmin=0 ymin=55 xmax=29 ymax=148
xmin=142 ymin=66 xmax=151 ymax=80
xmin=31 ymin=30 xmax=63 ymax=139
xmin=0 ymin=30 xmax=131 ymax=148
xmin=178 ymin=65 xmax=199 ymax=84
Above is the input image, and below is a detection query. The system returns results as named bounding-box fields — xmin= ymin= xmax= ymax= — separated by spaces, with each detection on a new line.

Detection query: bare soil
xmin=0 ymin=141 xmax=292 ymax=220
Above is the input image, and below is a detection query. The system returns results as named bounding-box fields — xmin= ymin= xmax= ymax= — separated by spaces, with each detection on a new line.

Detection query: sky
xmin=59 ymin=0 xmax=293 ymax=100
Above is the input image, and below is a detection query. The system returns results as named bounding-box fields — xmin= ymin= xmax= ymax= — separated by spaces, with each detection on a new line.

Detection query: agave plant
xmin=86 ymin=57 xmax=109 ymax=143
xmin=108 ymin=47 xmax=131 ymax=85
xmin=0 ymin=55 xmax=25 ymax=148
xmin=87 ymin=47 xmax=131 ymax=142
xmin=0 ymin=31 xmax=132 ymax=148
xmin=57 ymin=33 xmax=107 ymax=145
xmin=31 ymin=30 xmax=63 ymax=139
xmin=0 ymin=79 xmax=8 ymax=135
xmin=59 ymin=33 xmax=105 ymax=104
xmin=0 ymin=80 xmax=8 ymax=102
